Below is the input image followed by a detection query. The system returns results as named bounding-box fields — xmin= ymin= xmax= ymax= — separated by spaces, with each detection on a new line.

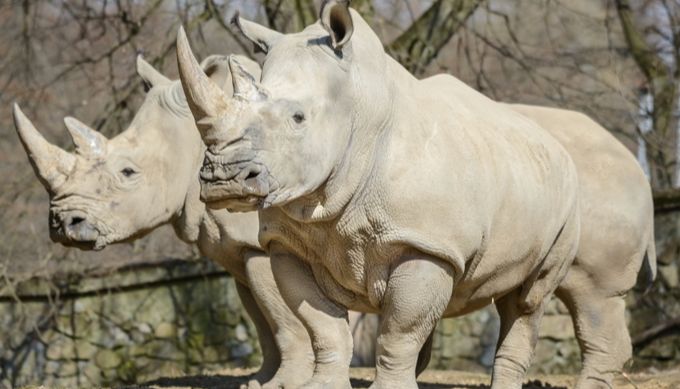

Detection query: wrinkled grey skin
xmin=13 ymin=55 xmax=318 ymax=389
xmin=177 ymin=2 xmax=588 ymax=389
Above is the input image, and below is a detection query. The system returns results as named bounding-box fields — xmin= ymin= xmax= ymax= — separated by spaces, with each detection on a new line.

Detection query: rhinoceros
xmin=333 ymin=103 xmax=658 ymax=388
xmin=176 ymin=1 xmax=591 ymax=388
xmin=12 ymin=54 xmax=324 ymax=389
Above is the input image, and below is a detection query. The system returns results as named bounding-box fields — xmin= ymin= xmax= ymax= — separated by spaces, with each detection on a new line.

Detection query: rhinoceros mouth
xmin=199 ymin=160 xmax=270 ymax=212
xmin=54 ymin=237 xmax=100 ymax=251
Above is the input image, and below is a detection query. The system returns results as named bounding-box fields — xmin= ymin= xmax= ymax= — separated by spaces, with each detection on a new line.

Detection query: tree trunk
xmin=615 ymin=0 xmax=679 ymax=189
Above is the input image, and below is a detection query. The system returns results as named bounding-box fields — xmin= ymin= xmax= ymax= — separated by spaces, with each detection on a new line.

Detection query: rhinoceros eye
xmin=121 ymin=167 xmax=137 ymax=177
xmin=292 ymin=111 xmax=305 ymax=124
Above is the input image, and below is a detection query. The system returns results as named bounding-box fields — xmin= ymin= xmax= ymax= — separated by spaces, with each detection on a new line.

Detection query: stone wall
xmin=429 ymin=298 xmax=580 ymax=374
xmin=0 ymin=260 xmax=260 ymax=389
xmin=1 ymin=253 xmax=678 ymax=388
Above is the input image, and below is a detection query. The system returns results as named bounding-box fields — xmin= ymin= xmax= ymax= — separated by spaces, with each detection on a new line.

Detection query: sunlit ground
xmin=20 ymin=367 xmax=672 ymax=389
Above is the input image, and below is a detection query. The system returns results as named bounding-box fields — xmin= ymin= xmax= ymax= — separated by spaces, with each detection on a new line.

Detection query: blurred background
xmin=1 ymin=0 xmax=679 ymax=387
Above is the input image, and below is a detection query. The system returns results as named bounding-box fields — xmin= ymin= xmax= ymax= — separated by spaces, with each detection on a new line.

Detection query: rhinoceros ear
xmin=231 ymin=11 xmax=283 ymax=54
xmin=229 ymin=56 xmax=269 ymax=102
xmin=13 ymin=104 xmax=76 ymax=192
xmin=64 ymin=117 xmax=108 ymax=158
xmin=199 ymin=55 xmax=232 ymax=90
xmin=320 ymin=0 xmax=354 ymax=50
xmin=136 ymin=55 xmax=171 ymax=90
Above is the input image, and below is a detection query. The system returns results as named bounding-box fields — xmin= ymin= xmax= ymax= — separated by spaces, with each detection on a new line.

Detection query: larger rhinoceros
xmin=12 ymin=54 xmax=321 ymax=389
xmin=338 ymin=103 xmax=658 ymax=389
xmin=176 ymin=1 xmax=588 ymax=388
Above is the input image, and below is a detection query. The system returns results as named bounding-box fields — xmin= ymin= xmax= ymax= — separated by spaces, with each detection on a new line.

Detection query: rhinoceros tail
xmin=635 ymin=226 xmax=657 ymax=293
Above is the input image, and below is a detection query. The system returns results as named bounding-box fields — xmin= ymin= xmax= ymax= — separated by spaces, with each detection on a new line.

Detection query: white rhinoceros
xmin=507 ymin=103 xmax=656 ymax=387
xmin=343 ymin=103 xmax=658 ymax=388
xmin=176 ymin=1 xmax=588 ymax=388
xmin=12 ymin=54 xmax=321 ymax=389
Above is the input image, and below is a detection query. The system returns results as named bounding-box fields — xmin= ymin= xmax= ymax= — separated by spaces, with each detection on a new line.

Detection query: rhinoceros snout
xmin=198 ymin=157 xmax=271 ymax=212
xmin=50 ymin=211 xmax=101 ymax=249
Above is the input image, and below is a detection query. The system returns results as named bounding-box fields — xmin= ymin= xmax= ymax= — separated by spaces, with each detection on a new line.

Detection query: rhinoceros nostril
xmin=245 ymin=171 xmax=259 ymax=180
xmin=70 ymin=216 xmax=85 ymax=226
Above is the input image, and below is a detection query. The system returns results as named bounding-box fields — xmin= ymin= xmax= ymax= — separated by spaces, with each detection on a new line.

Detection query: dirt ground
xmin=115 ymin=367 xmax=680 ymax=389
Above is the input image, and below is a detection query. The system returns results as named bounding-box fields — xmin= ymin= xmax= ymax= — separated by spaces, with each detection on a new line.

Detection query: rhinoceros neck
xmin=171 ymin=171 xmax=205 ymax=244
xmin=168 ymin=122 xmax=208 ymax=244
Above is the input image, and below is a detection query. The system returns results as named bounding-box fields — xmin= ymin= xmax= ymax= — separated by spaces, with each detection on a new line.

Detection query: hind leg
xmin=556 ymin=282 xmax=632 ymax=389
xmin=492 ymin=205 xmax=579 ymax=389
xmin=491 ymin=288 xmax=546 ymax=389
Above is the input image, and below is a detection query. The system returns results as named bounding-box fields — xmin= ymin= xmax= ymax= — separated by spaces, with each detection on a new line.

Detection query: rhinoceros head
xmin=13 ymin=54 xmax=252 ymax=250
xmin=177 ymin=1 xmax=389 ymax=213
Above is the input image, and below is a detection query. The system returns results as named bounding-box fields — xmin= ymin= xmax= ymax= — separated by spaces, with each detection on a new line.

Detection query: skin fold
xmin=176 ymin=2 xmax=655 ymax=389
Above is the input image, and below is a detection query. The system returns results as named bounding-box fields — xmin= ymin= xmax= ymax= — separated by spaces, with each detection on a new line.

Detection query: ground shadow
xmin=417 ymin=378 xmax=567 ymax=389
xmin=120 ymin=373 xmax=251 ymax=389
xmin=121 ymin=373 xmax=567 ymax=389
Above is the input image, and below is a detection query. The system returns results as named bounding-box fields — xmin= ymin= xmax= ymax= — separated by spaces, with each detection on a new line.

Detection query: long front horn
xmin=13 ymin=104 xmax=76 ymax=192
xmin=64 ymin=117 xmax=108 ymax=158
xmin=176 ymin=26 xmax=230 ymax=124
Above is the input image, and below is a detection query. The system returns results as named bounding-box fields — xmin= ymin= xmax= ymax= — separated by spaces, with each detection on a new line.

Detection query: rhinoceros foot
xmin=241 ymin=373 xmax=310 ymax=389
xmin=239 ymin=364 xmax=279 ymax=389
xmin=255 ymin=358 xmax=315 ymax=389
xmin=297 ymin=376 xmax=352 ymax=389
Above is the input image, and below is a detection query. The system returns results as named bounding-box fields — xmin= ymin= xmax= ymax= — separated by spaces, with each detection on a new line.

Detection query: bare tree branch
xmin=386 ymin=0 xmax=484 ymax=75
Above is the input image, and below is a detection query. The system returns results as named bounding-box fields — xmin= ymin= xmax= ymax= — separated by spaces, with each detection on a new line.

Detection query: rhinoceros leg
xmin=370 ymin=256 xmax=454 ymax=389
xmin=270 ymin=250 xmax=353 ymax=389
xmin=491 ymin=288 xmax=545 ymax=389
xmin=235 ymin=282 xmax=280 ymax=386
xmin=244 ymin=252 xmax=316 ymax=389
xmin=556 ymin=282 xmax=632 ymax=389
xmin=415 ymin=330 xmax=435 ymax=376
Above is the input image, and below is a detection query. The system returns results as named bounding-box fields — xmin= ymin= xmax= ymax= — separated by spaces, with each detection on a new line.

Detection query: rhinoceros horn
xmin=176 ymin=26 xmax=230 ymax=126
xmin=63 ymin=117 xmax=108 ymax=158
xmin=229 ymin=56 xmax=268 ymax=102
xmin=136 ymin=55 xmax=171 ymax=88
xmin=231 ymin=11 xmax=282 ymax=54
xmin=320 ymin=0 xmax=354 ymax=50
xmin=13 ymin=104 xmax=76 ymax=192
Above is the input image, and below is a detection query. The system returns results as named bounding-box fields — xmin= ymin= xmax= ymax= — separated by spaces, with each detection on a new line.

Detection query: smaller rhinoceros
xmin=176 ymin=2 xmax=583 ymax=388
xmin=13 ymin=54 xmax=319 ymax=389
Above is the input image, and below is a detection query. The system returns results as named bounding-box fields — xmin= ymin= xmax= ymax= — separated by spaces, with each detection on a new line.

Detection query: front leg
xmin=235 ymin=282 xmax=280 ymax=387
xmin=371 ymin=255 xmax=454 ymax=389
xmin=243 ymin=251 xmax=315 ymax=389
xmin=270 ymin=248 xmax=353 ymax=389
